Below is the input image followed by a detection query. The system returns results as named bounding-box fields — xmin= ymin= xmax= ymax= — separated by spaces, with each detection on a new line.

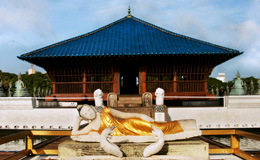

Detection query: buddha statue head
xmin=77 ymin=104 xmax=97 ymax=121
xmin=18 ymin=74 xmax=22 ymax=80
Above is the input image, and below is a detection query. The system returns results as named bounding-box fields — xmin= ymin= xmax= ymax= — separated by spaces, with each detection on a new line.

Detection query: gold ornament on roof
xmin=127 ymin=6 xmax=132 ymax=18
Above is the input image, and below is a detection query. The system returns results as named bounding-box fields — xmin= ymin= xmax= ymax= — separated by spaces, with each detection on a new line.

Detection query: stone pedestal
xmin=59 ymin=139 xmax=208 ymax=160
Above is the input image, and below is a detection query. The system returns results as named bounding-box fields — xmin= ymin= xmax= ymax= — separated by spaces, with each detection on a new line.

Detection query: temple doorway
xmin=120 ymin=65 xmax=139 ymax=94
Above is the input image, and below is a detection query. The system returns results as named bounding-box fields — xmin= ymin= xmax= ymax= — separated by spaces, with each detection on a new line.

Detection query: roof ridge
xmin=20 ymin=16 xmax=130 ymax=57
xmin=130 ymin=16 xmax=241 ymax=54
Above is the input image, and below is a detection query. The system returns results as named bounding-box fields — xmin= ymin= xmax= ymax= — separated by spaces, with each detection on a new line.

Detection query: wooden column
xmin=173 ymin=71 xmax=177 ymax=93
xmin=139 ymin=65 xmax=146 ymax=94
xmin=113 ymin=65 xmax=120 ymax=95
xmin=204 ymin=80 xmax=208 ymax=93
xmin=52 ymin=83 xmax=56 ymax=94
xmin=204 ymin=72 xmax=209 ymax=94
xmin=231 ymin=135 xmax=240 ymax=149
xmin=25 ymin=135 xmax=33 ymax=150
xmin=83 ymin=70 xmax=86 ymax=95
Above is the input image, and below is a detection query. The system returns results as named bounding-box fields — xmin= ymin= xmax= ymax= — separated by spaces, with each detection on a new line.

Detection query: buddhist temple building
xmin=18 ymin=9 xmax=242 ymax=101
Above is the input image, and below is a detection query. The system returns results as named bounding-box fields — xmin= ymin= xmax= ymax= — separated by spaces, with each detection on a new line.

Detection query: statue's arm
xmin=71 ymin=116 xmax=92 ymax=135
xmin=110 ymin=108 xmax=154 ymax=122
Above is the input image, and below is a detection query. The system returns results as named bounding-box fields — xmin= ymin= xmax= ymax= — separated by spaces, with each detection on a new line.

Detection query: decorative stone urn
xmin=94 ymin=89 xmax=104 ymax=106
xmin=155 ymin=88 xmax=165 ymax=106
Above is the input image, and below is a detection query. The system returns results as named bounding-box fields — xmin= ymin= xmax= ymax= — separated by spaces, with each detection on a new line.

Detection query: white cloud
xmin=211 ymin=1 xmax=260 ymax=80
xmin=0 ymin=0 xmax=53 ymax=38
xmin=173 ymin=13 xmax=208 ymax=40
xmin=0 ymin=0 xmax=54 ymax=73
xmin=229 ymin=20 xmax=260 ymax=50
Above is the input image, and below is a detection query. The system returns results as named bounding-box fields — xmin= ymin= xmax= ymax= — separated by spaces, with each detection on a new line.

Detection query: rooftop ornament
xmin=127 ymin=6 xmax=132 ymax=18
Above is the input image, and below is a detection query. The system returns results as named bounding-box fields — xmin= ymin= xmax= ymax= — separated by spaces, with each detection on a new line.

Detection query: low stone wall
xmin=0 ymin=97 xmax=36 ymax=110
xmin=225 ymin=96 xmax=260 ymax=108
xmin=1 ymin=96 xmax=260 ymax=130
xmin=0 ymin=108 xmax=77 ymax=130
xmin=168 ymin=106 xmax=260 ymax=129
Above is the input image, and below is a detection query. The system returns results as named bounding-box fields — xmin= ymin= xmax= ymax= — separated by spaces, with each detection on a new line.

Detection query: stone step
xmin=117 ymin=104 xmax=142 ymax=107
xmin=118 ymin=100 xmax=142 ymax=104
xmin=116 ymin=95 xmax=143 ymax=107
xmin=118 ymin=96 xmax=142 ymax=101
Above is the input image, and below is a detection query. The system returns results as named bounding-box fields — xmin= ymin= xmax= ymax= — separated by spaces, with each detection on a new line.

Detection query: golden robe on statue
xmin=96 ymin=107 xmax=184 ymax=136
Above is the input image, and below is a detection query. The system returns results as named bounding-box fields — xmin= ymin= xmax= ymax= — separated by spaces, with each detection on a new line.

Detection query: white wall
xmin=168 ymin=107 xmax=260 ymax=129
xmin=1 ymin=96 xmax=260 ymax=130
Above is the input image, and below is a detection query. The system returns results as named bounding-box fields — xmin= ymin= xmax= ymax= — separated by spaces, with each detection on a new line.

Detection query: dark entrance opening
xmin=120 ymin=65 xmax=139 ymax=94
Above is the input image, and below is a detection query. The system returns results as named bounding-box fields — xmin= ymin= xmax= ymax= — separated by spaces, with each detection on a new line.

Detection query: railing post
xmin=25 ymin=135 xmax=33 ymax=151
xmin=231 ymin=135 xmax=240 ymax=149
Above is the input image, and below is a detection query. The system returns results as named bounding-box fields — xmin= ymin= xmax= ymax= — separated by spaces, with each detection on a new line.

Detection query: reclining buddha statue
xmin=71 ymin=89 xmax=201 ymax=142
xmin=71 ymin=89 xmax=201 ymax=157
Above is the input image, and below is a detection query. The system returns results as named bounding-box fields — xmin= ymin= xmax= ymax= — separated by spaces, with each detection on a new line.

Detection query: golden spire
xmin=127 ymin=6 xmax=132 ymax=18
xmin=236 ymin=71 xmax=240 ymax=78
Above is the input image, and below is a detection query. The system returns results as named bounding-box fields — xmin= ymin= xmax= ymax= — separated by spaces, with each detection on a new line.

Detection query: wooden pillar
xmin=231 ymin=135 xmax=240 ymax=149
xmin=204 ymin=80 xmax=208 ymax=93
xmin=204 ymin=72 xmax=209 ymax=93
xmin=113 ymin=65 xmax=120 ymax=95
xmin=52 ymin=83 xmax=56 ymax=94
xmin=173 ymin=71 xmax=177 ymax=93
xmin=83 ymin=70 xmax=86 ymax=95
xmin=25 ymin=135 xmax=33 ymax=150
xmin=139 ymin=65 xmax=146 ymax=94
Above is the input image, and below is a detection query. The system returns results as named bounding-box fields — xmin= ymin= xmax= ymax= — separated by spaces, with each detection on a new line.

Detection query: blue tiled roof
xmin=18 ymin=15 xmax=242 ymax=59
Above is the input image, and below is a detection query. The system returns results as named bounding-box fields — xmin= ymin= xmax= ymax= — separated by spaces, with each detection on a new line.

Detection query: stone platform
xmin=58 ymin=139 xmax=208 ymax=160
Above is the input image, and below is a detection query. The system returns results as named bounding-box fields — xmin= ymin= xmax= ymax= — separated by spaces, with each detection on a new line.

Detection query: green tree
xmin=0 ymin=72 xmax=17 ymax=94
xmin=208 ymin=76 xmax=260 ymax=95
xmin=0 ymin=72 xmax=52 ymax=96
xmin=21 ymin=72 xmax=52 ymax=96
xmin=241 ymin=76 xmax=259 ymax=92
xmin=207 ymin=77 xmax=227 ymax=94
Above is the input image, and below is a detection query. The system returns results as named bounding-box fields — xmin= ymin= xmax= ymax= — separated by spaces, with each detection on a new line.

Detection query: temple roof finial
xmin=127 ymin=6 xmax=132 ymax=18
xmin=236 ymin=71 xmax=240 ymax=78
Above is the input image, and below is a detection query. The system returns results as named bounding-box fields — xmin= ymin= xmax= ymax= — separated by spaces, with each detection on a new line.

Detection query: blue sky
xmin=0 ymin=0 xmax=259 ymax=81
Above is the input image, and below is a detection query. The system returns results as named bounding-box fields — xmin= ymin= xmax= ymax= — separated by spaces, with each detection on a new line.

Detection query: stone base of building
xmin=58 ymin=139 xmax=208 ymax=160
